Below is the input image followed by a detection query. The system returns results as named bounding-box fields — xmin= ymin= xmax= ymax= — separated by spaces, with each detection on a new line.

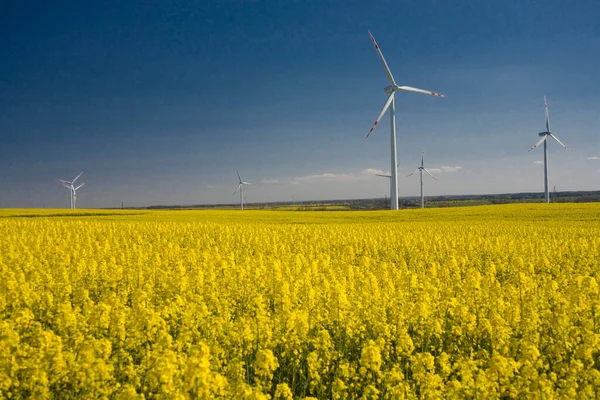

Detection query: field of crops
xmin=2 ymin=204 xmax=600 ymax=399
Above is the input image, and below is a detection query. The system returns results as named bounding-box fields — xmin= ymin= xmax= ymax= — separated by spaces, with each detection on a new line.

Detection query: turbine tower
xmin=233 ymin=170 xmax=251 ymax=210
xmin=58 ymin=172 xmax=85 ymax=209
xmin=528 ymin=97 xmax=570 ymax=203
xmin=366 ymin=30 xmax=445 ymax=210
xmin=407 ymin=152 xmax=436 ymax=208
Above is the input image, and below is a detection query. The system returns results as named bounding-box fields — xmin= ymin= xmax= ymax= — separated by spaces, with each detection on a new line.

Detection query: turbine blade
xmin=61 ymin=183 xmax=71 ymax=189
xmin=72 ymin=172 xmax=83 ymax=184
xmin=423 ymin=168 xmax=437 ymax=181
xmin=549 ymin=134 xmax=570 ymax=152
xmin=236 ymin=170 xmax=242 ymax=183
xmin=242 ymin=181 xmax=252 ymax=185
xmin=375 ymin=174 xmax=391 ymax=178
xmin=75 ymin=183 xmax=85 ymax=190
xmin=58 ymin=179 xmax=71 ymax=185
xmin=397 ymin=86 xmax=445 ymax=98
xmin=232 ymin=184 xmax=241 ymax=196
xmin=544 ymin=96 xmax=550 ymax=132
xmin=528 ymin=135 xmax=548 ymax=152
xmin=368 ymin=31 xmax=396 ymax=85
xmin=407 ymin=170 xmax=417 ymax=177
xmin=366 ymin=92 xmax=394 ymax=138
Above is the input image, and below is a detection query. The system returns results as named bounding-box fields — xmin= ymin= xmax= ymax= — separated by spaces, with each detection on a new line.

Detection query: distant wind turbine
xmin=58 ymin=172 xmax=85 ymax=209
xmin=407 ymin=152 xmax=436 ymax=208
xmin=528 ymin=97 xmax=570 ymax=203
xmin=233 ymin=170 xmax=251 ymax=210
xmin=375 ymin=163 xmax=400 ymax=207
xmin=365 ymin=30 xmax=445 ymax=210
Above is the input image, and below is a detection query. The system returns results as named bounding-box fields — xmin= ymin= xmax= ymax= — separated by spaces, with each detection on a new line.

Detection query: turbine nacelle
xmin=539 ymin=131 xmax=550 ymax=137
xmin=384 ymin=85 xmax=398 ymax=95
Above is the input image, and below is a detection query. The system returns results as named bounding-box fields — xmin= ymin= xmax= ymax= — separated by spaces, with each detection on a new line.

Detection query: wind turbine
xmin=366 ymin=30 xmax=445 ymax=210
xmin=528 ymin=97 xmax=570 ymax=203
xmin=58 ymin=172 xmax=85 ymax=209
xmin=374 ymin=163 xmax=400 ymax=208
xmin=232 ymin=170 xmax=251 ymax=210
xmin=407 ymin=152 xmax=436 ymax=208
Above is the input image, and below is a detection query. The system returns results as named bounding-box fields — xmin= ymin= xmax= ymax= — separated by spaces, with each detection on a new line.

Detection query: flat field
xmin=1 ymin=204 xmax=600 ymax=398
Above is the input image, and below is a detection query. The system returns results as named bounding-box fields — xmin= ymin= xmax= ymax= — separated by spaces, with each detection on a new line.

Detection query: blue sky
xmin=1 ymin=0 xmax=599 ymax=208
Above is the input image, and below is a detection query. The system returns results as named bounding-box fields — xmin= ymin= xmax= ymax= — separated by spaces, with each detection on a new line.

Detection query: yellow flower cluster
xmin=1 ymin=204 xmax=600 ymax=398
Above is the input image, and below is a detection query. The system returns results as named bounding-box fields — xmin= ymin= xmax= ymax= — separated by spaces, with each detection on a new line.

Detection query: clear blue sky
xmin=1 ymin=0 xmax=599 ymax=208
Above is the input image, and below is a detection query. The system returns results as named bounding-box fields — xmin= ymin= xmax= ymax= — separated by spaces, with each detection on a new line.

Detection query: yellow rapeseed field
xmin=1 ymin=204 xmax=600 ymax=399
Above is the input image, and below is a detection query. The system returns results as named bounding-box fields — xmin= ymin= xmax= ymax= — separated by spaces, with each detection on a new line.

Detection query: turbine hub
xmin=538 ymin=131 xmax=549 ymax=137
xmin=384 ymin=85 xmax=399 ymax=95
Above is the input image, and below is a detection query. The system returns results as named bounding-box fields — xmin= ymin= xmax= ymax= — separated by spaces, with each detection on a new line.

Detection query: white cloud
xmin=429 ymin=168 xmax=442 ymax=173
xmin=533 ymin=161 xmax=544 ymax=164
xmin=292 ymin=168 xmax=386 ymax=184
xmin=290 ymin=180 xmax=301 ymax=185
xmin=260 ymin=179 xmax=281 ymax=184
xmin=207 ymin=185 xmax=216 ymax=188
xmin=440 ymin=165 xmax=463 ymax=173
xmin=587 ymin=156 xmax=600 ymax=160
xmin=362 ymin=168 xmax=387 ymax=175
xmin=295 ymin=173 xmax=356 ymax=182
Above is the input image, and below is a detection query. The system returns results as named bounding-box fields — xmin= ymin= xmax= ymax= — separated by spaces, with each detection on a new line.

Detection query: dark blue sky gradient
xmin=1 ymin=1 xmax=599 ymax=207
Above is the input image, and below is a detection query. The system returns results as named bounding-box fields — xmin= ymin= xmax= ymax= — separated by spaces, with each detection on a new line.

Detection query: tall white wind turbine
xmin=366 ymin=30 xmax=445 ymax=210
xmin=528 ymin=97 xmax=570 ymax=203
xmin=407 ymin=152 xmax=436 ymax=208
xmin=58 ymin=172 xmax=85 ymax=209
xmin=232 ymin=170 xmax=251 ymax=210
